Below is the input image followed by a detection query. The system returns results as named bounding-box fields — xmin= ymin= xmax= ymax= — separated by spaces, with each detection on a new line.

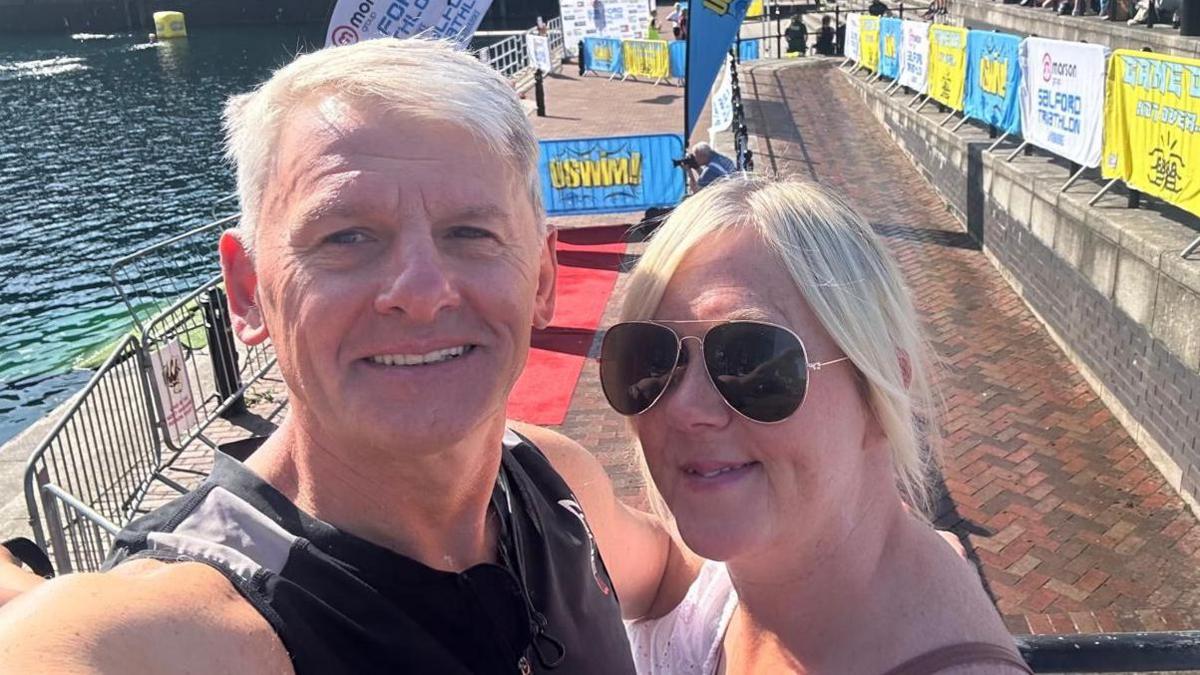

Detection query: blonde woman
xmin=602 ymin=177 xmax=1031 ymax=674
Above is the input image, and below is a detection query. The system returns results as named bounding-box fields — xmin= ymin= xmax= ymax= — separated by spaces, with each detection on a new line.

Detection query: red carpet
xmin=505 ymin=231 xmax=627 ymax=425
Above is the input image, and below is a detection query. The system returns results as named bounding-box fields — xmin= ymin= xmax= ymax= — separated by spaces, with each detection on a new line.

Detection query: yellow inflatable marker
xmin=154 ymin=11 xmax=188 ymax=40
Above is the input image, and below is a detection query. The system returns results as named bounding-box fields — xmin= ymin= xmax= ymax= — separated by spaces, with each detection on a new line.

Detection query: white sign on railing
xmin=845 ymin=13 xmax=861 ymax=63
xmin=1018 ymin=37 xmax=1108 ymax=168
xmin=526 ymin=34 xmax=553 ymax=73
xmin=710 ymin=56 xmax=733 ymax=144
xmin=898 ymin=19 xmax=929 ymax=94
xmin=149 ymin=339 xmax=197 ymax=446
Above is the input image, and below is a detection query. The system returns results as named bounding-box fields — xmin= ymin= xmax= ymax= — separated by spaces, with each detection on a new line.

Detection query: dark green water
xmin=0 ymin=25 xmax=329 ymax=445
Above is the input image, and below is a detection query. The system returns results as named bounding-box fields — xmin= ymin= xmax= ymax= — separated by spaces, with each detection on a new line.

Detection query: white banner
xmin=561 ymin=0 xmax=648 ymax=57
xmin=150 ymin=339 xmax=197 ymax=447
xmin=526 ymin=34 xmax=552 ymax=73
xmin=325 ymin=0 xmax=492 ymax=46
xmin=1018 ymin=37 xmax=1108 ymax=168
xmin=845 ymin=13 xmax=861 ymax=63
xmin=897 ymin=20 xmax=929 ymax=94
xmin=709 ymin=56 xmax=733 ymax=144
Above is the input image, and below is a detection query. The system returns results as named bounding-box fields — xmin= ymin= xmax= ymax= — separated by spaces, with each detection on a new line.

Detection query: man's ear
xmin=532 ymin=226 xmax=558 ymax=330
xmin=219 ymin=230 xmax=270 ymax=346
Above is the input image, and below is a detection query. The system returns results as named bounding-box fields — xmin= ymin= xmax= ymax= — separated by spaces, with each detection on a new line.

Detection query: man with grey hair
xmin=0 ymin=38 xmax=687 ymax=674
xmin=686 ymin=141 xmax=736 ymax=192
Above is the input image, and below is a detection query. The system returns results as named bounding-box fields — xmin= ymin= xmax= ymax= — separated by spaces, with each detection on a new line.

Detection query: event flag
xmin=685 ymin=0 xmax=752 ymax=142
xmin=539 ymin=134 xmax=685 ymax=215
xmin=928 ymin=25 xmax=968 ymax=112
xmin=325 ymin=0 xmax=491 ymax=46
xmin=898 ymin=20 xmax=929 ymax=94
xmin=845 ymin=13 xmax=861 ymax=64
xmin=710 ymin=55 xmax=734 ymax=142
xmin=1102 ymin=50 xmax=1200 ymax=216
xmin=878 ymin=17 xmax=903 ymax=81
xmin=1018 ymin=37 xmax=1107 ymax=168
xmin=963 ymin=30 xmax=1022 ymax=135
xmin=859 ymin=16 xmax=881 ymax=73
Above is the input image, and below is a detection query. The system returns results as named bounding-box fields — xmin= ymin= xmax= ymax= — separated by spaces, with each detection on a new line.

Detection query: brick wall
xmin=844 ymin=69 xmax=1200 ymax=514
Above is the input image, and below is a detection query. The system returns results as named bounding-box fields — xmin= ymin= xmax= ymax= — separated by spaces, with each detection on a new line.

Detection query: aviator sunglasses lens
xmin=704 ymin=322 xmax=809 ymax=423
xmin=599 ymin=323 xmax=680 ymax=415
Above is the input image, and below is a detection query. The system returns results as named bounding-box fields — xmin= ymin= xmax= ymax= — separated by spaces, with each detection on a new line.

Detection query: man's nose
xmin=373 ymin=241 xmax=461 ymax=322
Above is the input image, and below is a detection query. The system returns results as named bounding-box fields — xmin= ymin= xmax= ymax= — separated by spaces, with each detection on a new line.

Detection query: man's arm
xmin=509 ymin=422 xmax=700 ymax=621
xmin=0 ymin=559 xmax=291 ymax=674
xmin=0 ymin=545 xmax=45 ymax=607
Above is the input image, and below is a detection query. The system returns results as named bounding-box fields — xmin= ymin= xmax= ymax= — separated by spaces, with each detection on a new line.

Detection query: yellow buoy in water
xmin=153 ymin=11 xmax=187 ymax=39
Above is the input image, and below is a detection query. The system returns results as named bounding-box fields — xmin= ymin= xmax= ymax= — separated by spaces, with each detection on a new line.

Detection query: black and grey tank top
xmin=104 ymin=429 xmax=635 ymax=674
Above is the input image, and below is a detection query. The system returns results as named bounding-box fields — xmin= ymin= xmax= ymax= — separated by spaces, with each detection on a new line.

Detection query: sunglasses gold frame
xmin=600 ymin=319 xmax=851 ymax=424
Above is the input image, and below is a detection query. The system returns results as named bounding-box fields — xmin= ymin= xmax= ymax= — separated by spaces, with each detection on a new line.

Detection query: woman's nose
xmin=656 ymin=339 xmax=731 ymax=430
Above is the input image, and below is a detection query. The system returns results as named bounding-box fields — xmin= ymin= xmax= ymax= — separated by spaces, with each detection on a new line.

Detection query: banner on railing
xmin=859 ymin=16 xmax=880 ymax=72
xmin=1019 ymin=37 xmax=1107 ymax=167
xmin=739 ymin=38 xmax=760 ymax=62
xmin=879 ymin=17 xmax=902 ymax=80
xmin=928 ymin=25 xmax=968 ymax=111
xmin=670 ymin=40 xmax=686 ymax=78
xmin=584 ymin=36 xmax=624 ymax=74
xmin=1102 ymin=50 xmax=1200 ymax=216
xmin=685 ymin=0 xmax=754 ymax=141
xmin=898 ymin=20 xmax=929 ymax=94
xmin=623 ymin=39 xmax=670 ymax=79
xmin=845 ymin=13 xmax=861 ymax=63
xmin=325 ymin=0 xmax=491 ymax=46
xmin=710 ymin=55 xmax=734 ymax=143
xmin=149 ymin=339 xmax=197 ymax=446
xmin=526 ymin=34 xmax=553 ymax=73
xmin=963 ymin=30 xmax=1022 ymax=135
xmin=539 ymin=134 xmax=685 ymax=215
xmin=561 ymin=0 xmax=649 ymax=56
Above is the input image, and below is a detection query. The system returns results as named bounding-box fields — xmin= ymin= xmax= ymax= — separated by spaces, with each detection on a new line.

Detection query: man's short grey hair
xmin=223 ymin=37 xmax=545 ymax=250
xmin=689 ymin=141 xmax=713 ymax=160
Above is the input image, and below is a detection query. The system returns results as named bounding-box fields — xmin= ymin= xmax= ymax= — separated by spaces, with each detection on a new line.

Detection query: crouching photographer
xmin=676 ymin=142 xmax=736 ymax=192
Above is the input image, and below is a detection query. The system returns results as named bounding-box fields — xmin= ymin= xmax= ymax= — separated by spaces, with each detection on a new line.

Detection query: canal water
xmin=0 ymin=25 xmax=331 ymax=445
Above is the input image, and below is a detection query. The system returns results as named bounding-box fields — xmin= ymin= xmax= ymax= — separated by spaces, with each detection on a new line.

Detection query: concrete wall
xmin=949 ymin=0 xmax=1200 ymax=59
xmin=842 ymin=68 xmax=1200 ymax=514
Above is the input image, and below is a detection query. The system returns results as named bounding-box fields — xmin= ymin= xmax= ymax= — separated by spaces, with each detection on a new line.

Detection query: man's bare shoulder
xmin=507 ymin=421 xmax=610 ymax=494
xmin=0 ymin=559 xmax=290 ymax=674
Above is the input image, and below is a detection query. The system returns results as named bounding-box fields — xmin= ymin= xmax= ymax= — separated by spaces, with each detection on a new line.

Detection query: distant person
xmin=667 ymin=2 xmax=684 ymax=38
xmin=815 ymin=15 xmax=836 ymax=56
xmin=835 ymin=19 xmax=846 ymax=56
xmin=647 ymin=11 xmax=661 ymax=39
xmin=785 ymin=16 xmax=809 ymax=55
xmin=679 ymin=8 xmax=689 ymax=41
xmin=868 ymin=0 xmax=891 ymax=15
xmin=685 ymin=142 xmax=736 ymax=192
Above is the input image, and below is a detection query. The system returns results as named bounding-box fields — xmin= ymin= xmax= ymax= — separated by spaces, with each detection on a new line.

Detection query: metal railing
xmin=474 ymin=16 xmax=565 ymax=81
xmin=23 ymin=334 xmax=161 ymax=573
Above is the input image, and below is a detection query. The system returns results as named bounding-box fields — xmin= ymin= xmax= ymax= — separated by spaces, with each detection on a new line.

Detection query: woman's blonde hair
xmin=622 ymin=175 xmax=938 ymax=515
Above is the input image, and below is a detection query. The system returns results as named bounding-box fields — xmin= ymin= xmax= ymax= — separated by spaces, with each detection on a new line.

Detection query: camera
xmin=672 ymin=153 xmax=699 ymax=170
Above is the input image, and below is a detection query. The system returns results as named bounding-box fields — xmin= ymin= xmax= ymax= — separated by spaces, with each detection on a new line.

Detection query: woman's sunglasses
xmin=599 ymin=320 xmax=850 ymax=424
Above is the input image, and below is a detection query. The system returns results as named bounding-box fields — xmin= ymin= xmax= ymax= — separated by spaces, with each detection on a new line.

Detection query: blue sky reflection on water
xmin=0 ymin=25 xmax=325 ymax=445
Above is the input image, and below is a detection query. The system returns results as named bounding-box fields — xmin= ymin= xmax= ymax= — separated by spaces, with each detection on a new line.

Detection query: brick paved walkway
xmin=708 ymin=58 xmax=1200 ymax=635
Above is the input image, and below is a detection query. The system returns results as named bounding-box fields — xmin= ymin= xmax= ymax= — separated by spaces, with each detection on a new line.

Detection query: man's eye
xmin=324 ymin=229 xmax=370 ymax=245
xmin=447 ymin=226 xmax=497 ymax=240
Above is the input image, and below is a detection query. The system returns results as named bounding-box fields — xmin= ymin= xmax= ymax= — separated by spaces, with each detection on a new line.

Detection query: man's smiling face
xmin=224 ymin=96 xmax=556 ymax=454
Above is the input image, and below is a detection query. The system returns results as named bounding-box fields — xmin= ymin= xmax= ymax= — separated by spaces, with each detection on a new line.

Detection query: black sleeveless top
xmin=104 ymin=429 xmax=635 ymax=674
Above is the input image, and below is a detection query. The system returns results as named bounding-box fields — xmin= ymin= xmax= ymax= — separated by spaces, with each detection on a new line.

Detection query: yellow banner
xmin=928 ymin=25 xmax=968 ymax=112
xmin=622 ymin=39 xmax=670 ymax=80
xmin=747 ymin=0 xmax=764 ymax=18
xmin=1102 ymin=49 xmax=1200 ymax=216
xmin=860 ymin=16 xmax=880 ymax=73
